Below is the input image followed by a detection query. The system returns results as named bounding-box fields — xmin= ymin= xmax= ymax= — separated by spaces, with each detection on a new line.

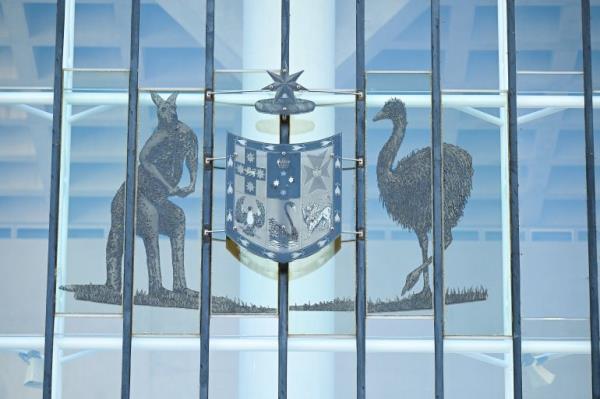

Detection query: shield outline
xmin=225 ymin=132 xmax=342 ymax=263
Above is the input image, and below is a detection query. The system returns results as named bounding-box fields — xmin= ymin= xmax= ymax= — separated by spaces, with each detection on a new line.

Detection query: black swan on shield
xmin=268 ymin=201 xmax=299 ymax=247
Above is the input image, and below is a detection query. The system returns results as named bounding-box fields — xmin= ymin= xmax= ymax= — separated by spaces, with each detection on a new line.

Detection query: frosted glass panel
xmin=57 ymin=70 xmax=129 ymax=315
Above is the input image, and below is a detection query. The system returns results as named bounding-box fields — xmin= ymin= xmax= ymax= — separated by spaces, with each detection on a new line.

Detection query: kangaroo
xmin=105 ymin=92 xmax=198 ymax=298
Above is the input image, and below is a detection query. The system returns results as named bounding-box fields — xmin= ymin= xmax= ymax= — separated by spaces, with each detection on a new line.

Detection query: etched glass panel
xmin=366 ymin=72 xmax=433 ymax=316
xmin=56 ymin=69 xmax=129 ymax=315
xmin=130 ymin=90 xmax=203 ymax=334
xmin=440 ymin=0 xmax=507 ymax=338
xmin=288 ymin=104 xmax=355 ymax=335
xmin=0 ymin=2 xmax=55 ymax=396
xmin=516 ymin=1 xmax=593 ymax=396
xmin=441 ymin=104 xmax=507 ymax=337
xmin=212 ymin=71 xmax=278 ymax=319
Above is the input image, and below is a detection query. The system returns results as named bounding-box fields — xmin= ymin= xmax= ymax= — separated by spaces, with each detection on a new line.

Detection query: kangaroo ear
xmin=150 ymin=92 xmax=163 ymax=106
xmin=166 ymin=92 xmax=178 ymax=105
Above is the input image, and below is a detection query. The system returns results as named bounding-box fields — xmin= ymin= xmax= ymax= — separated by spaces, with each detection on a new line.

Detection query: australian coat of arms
xmin=225 ymin=132 xmax=342 ymax=263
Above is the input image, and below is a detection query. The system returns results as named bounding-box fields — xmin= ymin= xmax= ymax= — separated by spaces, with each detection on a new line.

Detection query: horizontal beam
xmin=1 ymin=91 xmax=599 ymax=109
xmin=0 ymin=336 xmax=591 ymax=354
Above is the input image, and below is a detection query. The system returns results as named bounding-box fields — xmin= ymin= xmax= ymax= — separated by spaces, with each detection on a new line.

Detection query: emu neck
xmin=377 ymin=119 xmax=405 ymax=183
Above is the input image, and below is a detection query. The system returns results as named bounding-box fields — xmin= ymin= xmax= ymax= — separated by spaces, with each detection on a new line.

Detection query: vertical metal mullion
xmin=506 ymin=0 xmax=522 ymax=397
xmin=120 ymin=0 xmax=141 ymax=398
xmin=199 ymin=0 xmax=215 ymax=397
xmin=355 ymin=0 xmax=366 ymax=399
xmin=278 ymin=1 xmax=290 ymax=398
xmin=42 ymin=1 xmax=66 ymax=397
xmin=581 ymin=0 xmax=600 ymax=397
xmin=431 ymin=0 xmax=444 ymax=397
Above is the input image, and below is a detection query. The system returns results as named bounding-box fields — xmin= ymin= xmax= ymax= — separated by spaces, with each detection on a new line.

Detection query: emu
xmin=373 ymin=98 xmax=473 ymax=297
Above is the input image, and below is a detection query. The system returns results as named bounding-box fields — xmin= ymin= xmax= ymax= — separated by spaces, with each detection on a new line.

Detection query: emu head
xmin=373 ymin=98 xmax=407 ymax=125
xmin=151 ymin=92 xmax=179 ymax=125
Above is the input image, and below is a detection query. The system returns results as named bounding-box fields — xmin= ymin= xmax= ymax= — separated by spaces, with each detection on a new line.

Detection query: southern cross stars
xmin=263 ymin=70 xmax=307 ymax=103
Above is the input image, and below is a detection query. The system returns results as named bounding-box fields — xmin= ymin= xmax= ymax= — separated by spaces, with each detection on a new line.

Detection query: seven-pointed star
xmin=263 ymin=70 xmax=307 ymax=103
xmin=303 ymin=150 xmax=331 ymax=193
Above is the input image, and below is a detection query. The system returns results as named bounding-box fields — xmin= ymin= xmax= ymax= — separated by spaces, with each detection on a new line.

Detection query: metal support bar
xmin=203 ymin=229 xmax=224 ymax=236
xmin=203 ymin=156 xmax=226 ymax=165
xmin=69 ymin=104 xmax=115 ymax=123
xmin=278 ymin=2 xmax=290 ymax=398
xmin=120 ymin=0 xmax=140 ymax=398
xmin=5 ymin=335 xmax=594 ymax=354
xmin=60 ymin=350 xmax=97 ymax=364
xmin=431 ymin=0 xmax=444 ymax=397
xmin=355 ymin=1 xmax=366 ymax=398
xmin=340 ymin=156 xmax=364 ymax=167
xmin=506 ymin=0 xmax=523 ymax=397
xmin=342 ymin=230 xmax=365 ymax=239
xmin=462 ymin=353 xmax=509 ymax=368
xmin=199 ymin=0 xmax=215 ymax=398
xmin=3 ymin=90 xmax=599 ymax=108
xmin=42 ymin=1 xmax=66 ymax=397
xmin=15 ymin=104 xmax=54 ymax=121
xmin=581 ymin=0 xmax=600 ymax=397
xmin=516 ymin=107 xmax=565 ymax=125
xmin=456 ymin=106 xmax=503 ymax=126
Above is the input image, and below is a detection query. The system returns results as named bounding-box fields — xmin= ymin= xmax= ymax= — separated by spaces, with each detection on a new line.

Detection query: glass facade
xmin=0 ymin=0 xmax=599 ymax=398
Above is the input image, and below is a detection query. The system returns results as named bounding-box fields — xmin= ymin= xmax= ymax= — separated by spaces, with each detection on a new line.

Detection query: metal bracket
xmin=205 ymin=90 xmax=214 ymax=101
xmin=203 ymin=228 xmax=225 ymax=237
xmin=204 ymin=155 xmax=226 ymax=165
xmin=343 ymin=229 xmax=365 ymax=239
xmin=340 ymin=156 xmax=364 ymax=167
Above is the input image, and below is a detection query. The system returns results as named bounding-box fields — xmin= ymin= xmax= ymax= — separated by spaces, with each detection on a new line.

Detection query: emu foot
xmin=408 ymin=285 xmax=432 ymax=309
xmin=402 ymin=268 xmax=424 ymax=295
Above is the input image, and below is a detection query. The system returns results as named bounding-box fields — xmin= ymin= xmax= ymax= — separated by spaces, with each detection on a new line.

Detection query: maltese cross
xmin=263 ymin=70 xmax=307 ymax=103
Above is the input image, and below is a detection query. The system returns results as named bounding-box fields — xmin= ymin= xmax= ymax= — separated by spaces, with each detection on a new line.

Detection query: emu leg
xmin=418 ymin=232 xmax=431 ymax=295
xmin=401 ymin=232 xmax=430 ymax=295
xmin=401 ymin=228 xmax=454 ymax=296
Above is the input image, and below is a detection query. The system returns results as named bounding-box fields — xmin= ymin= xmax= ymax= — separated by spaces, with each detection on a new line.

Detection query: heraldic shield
xmin=225 ymin=132 xmax=342 ymax=263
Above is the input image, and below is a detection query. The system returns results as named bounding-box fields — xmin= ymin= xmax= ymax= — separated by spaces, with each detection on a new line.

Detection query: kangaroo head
xmin=151 ymin=92 xmax=178 ymax=125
